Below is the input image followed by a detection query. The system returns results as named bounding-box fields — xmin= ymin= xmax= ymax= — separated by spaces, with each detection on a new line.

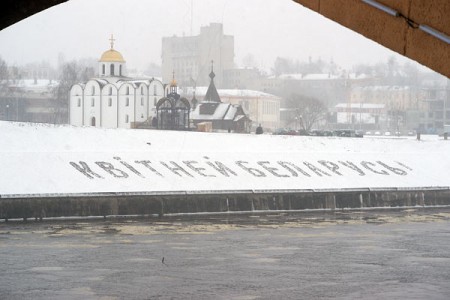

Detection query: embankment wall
xmin=1 ymin=189 xmax=449 ymax=221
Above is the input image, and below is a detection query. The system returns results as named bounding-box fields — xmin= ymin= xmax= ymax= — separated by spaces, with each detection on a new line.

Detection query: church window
xmin=141 ymin=86 xmax=144 ymax=95
xmin=153 ymin=85 xmax=157 ymax=95
xmin=126 ymin=86 xmax=130 ymax=95
xmin=77 ymin=98 xmax=81 ymax=107
xmin=109 ymin=87 xmax=112 ymax=95
xmin=126 ymin=97 xmax=129 ymax=106
xmin=91 ymin=98 xmax=95 ymax=107
xmin=102 ymin=64 xmax=105 ymax=75
xmin=108 ymin=98 xmax=112 ymax=107
xmin=91 ymin=86 xmax=95 ymax=95
xmin=141 ymin=97 xmax=144 ymax=106
xmin=119 ymin=65 xmax=122 ymax=76
xmin=91 ymin=117 xmax=96 ymax=126
xmin=110 ymin=64 xmax=115 ymax=76
xmin=154 ymin=97 xmax=157 ymax=106
xmin=125 ymin=114 xmax=129 ymax=123
xmin=141 ymin=113 xmax=144 ymax=119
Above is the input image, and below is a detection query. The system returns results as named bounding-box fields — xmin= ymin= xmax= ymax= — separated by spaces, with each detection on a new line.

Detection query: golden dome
xmin=99 ymin=49 xmax=125 ymax=63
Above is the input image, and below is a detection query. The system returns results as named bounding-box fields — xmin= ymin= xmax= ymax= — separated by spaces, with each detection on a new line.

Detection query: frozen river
xmin=1 ymin=208 xmax=449 ymax=299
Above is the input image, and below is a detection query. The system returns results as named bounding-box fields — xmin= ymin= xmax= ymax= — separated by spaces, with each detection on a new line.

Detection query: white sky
xmin=0 ymin=0 xmax=419 ymax=72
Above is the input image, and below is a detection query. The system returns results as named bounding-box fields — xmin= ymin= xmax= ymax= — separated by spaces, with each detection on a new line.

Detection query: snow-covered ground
xmin=1 ymin=121 xmax=449 ymax=197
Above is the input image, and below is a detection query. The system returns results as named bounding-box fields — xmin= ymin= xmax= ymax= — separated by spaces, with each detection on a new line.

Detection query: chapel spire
xmin=209 ymin=60 xmax=215 ymax=79
xmin=170 ymin=70 xmax=178 ymax=94
xmin=204 ymin=60 xmax=221 ymax=102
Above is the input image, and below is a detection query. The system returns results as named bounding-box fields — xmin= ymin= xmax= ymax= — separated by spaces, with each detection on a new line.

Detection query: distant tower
xmin=98 ymin=34 xmax=126 ymax=77
xmin=161 ymin=23 xmax=234 ymax=87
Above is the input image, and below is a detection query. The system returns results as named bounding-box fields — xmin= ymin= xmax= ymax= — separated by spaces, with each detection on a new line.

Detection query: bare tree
xmin=0 ymin=56 xmax=8 ymax=89
xmin=287 ymin=94 xmax=327 ymax=132
xmin=52 ymin=61 xmax=80 ymax=124
xmin=52 ymin=59 xmax=96 ymax=124
xmin=0 ymin=57 xmax=9 ymax=120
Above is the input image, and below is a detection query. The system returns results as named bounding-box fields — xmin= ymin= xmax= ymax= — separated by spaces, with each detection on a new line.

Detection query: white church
xmin=69 ymin=36 xmax=165 ymax=128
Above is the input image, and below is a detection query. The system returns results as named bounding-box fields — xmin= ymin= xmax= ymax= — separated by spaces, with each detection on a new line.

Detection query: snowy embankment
xmin=1 ymin=121 xmax=449 ymax=197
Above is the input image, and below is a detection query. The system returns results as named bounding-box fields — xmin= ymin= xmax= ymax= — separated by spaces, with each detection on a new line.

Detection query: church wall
xmin=135 ymin=83 xmax=148 ymax=123
xmin=148 ymin=80 xmax=164 ymax=118
xmin=118 ymin=83 xmax=135 ymax=128
xmin=69 ymin=80 xmax=166 ymax=129
xmin=102 ymin=95 xmax=118 ymax=128
xmin=69 ymin=85 xmax=84 ymax=126
xmin=83 ymin=81 xmax=102 ymax=127
xmin=101 ymin=84 xmax=119 ymax=128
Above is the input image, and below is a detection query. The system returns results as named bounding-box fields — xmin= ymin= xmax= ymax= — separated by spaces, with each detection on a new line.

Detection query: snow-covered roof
xmin=76 ymin=77 xmax=162 ymax=90
xmin=278 ymin=73 xmax=343 ymax=80
xmin=7 ymin=79 xmax=59 ymax=93
xmin=269 ymin=73 xmax=369 ymax=81
xmin=335 ymin=103 xmax=385 ymax=109
xmin=1 ymin=121 xmax=449 ymax=197
xmin=185 ymin=87 xmax=279 ymax=99
xmin=353 ymin=85 xmax=412 ymax=91
xmin=191 ymin=102 xmax=239 ymax=121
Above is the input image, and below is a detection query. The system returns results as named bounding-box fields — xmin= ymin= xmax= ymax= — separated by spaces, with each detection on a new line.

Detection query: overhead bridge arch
xmin=293 ymin=0 xmax=449 ymax=77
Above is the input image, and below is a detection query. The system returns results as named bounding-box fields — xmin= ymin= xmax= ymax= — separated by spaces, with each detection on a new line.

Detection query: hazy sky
xmin=0 ymin=0 xmax=420 ymax=72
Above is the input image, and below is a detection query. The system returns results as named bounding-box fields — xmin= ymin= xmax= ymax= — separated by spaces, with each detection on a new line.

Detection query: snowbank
xmin=1 ymin=121 xmax=449 ymax=197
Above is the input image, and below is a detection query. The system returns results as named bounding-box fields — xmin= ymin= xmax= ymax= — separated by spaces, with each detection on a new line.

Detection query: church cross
xmin=109 ymin=34 xmax=115 ymax=49
xmin=211 ymin=60 xmax=214 ymax=72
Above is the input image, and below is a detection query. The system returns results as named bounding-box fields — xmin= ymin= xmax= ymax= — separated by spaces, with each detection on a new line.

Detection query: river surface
xmin=1 ymin=208 xmax=449 ymax=300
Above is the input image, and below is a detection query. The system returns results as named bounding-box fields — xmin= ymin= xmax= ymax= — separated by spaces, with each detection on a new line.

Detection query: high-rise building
xmin=161 ymin=23 xmax=234 ymax=88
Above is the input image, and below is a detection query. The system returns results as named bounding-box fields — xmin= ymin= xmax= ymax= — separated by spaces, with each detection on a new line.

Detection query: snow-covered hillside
xmin=1 ymin=121 xmax=449 ymax=197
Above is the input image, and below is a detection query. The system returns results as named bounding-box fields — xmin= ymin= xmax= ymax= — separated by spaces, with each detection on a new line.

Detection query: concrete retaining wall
xmin=1 ymin=190 xmax=449 ymax=221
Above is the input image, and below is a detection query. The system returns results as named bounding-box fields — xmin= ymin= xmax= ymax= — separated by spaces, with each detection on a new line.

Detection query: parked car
xmin=273 ymin=128 xmax=289 ymax=135
xmin=333 ymin=129 xmax=363 ymax=138
xmin=297 ymin=129 xmax=310 ymax=136
xmin=310 ymin=130 xmax=334 ymax=136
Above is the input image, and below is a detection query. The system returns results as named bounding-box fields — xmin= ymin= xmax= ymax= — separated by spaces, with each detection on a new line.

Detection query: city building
xmin=0 ymin=79 xmax=61 ymax=123
xmin=222 ymin=67 xmax=261 ymax=89
xmin=335 ymin=103 xmax=386 ymax=130
xmin=350 ymin=85 xmax=428 ymax=132
xmin=186 ymin=86 xmax=280 ymax=132
xmin=161 ymin=23 xmax=234 ymax=88
xmin=69 ymin=37 xmax=164 ymax=129
xmin=421 ymin=76 xmax=450 ymax=133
